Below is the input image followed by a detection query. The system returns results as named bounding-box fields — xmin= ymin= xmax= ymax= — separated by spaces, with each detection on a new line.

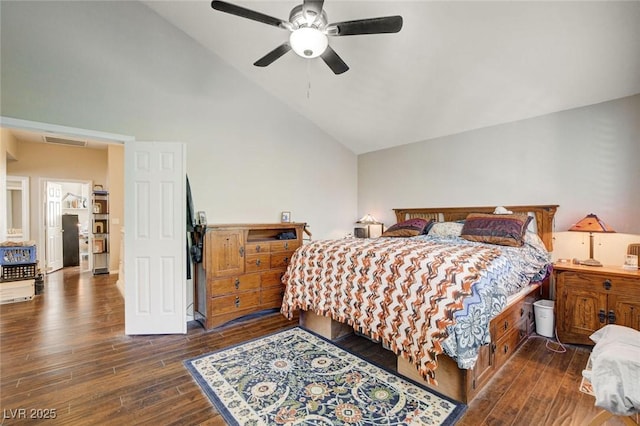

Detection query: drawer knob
xmin=284 ymin=242 xmax=289 ymax=250
xmin=520 ymin=307 xmax=524 ymax=317
xmin=239 ymin=246 xmax=245 ymax=257
xmin=256 ymin=245 xmax=261 ymax=252
xmin=608 ymin=310 xmax=616 ymax=324
xmin=503 ymin=344 xmax=509 ymax=354
xmin=603 ymin=279 xmax=612 ymax=290
xmin=235 ymin=296 xmax=240 ymax=308
xmin=235 ymin=278 xmax=240 ymax=289
xmin=599 ymin=309 xmax=606 ymax=323
xmin=283 ymin=256 xmax=289 ymax=264
xmin=255 ymin=259 xmax=261 ymax=266
xmin=503 ymin=321 xmax=509 ymax=331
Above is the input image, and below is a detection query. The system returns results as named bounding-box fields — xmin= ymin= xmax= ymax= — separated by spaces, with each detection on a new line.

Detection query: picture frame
xmin=281 ymin=211 xmax=291 ymax=223
xmin=93 ymin=239 xmax=105 ymax=253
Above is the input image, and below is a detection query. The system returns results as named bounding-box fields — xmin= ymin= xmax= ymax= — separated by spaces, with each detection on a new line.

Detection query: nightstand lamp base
xmin=580 ymin=258 xmax=603 ymax=267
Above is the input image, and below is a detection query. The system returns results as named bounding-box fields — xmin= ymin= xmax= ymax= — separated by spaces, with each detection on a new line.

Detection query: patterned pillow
xmin=461 ymin=213 xmax=533 ymax=247
xmin=428 ymin=222 xmax=464 ymax=237
xmin=382 ymin=218 xmax=433 ymax=237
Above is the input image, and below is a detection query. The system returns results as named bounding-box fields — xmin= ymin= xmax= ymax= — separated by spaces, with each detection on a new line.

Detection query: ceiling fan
xmin=211 ymin=0 xmax=403 ymax=74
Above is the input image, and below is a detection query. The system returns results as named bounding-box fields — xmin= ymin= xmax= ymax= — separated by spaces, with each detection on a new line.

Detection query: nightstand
xmin=553 ymin=263 xmax=640 ymax=345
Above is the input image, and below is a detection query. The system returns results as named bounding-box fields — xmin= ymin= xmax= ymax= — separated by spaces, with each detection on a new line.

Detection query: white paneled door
xmin=45 ymin=181 xmax=63 ymax=273
xmin=125 ymin=142 xmax=186 ymax=334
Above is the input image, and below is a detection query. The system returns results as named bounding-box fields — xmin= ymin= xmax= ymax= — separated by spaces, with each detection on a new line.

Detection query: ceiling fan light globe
xmin=289 ymin=27 xmax=328 ymax=58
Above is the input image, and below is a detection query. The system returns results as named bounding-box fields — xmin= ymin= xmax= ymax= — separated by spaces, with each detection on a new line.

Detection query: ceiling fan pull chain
xmin=307 ymin=60 xmax=312 ymax=99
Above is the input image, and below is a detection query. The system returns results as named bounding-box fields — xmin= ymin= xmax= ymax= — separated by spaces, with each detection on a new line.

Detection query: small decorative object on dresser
xmin=624 ymin=254 xmax=638 ymax=270
xmin=625 ymin=243 xmax=640 ymax=270
xmin=553 ymin=263 xmax=640 ymax=345
xmin=194 ymin=222 xmax=306 ymax=329
xmin=196 ymin=211 xmax=207 ymax=226
xmin=280 ymin=211 xmax=290 ymax=223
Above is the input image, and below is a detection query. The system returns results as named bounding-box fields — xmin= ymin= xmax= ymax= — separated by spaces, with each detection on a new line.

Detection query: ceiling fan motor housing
xmin=289 ymin=4 xmax=328 ymax=30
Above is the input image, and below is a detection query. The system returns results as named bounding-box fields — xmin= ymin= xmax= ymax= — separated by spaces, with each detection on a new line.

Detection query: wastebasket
xmin=533 ymin=300 xmax=555 ymax=338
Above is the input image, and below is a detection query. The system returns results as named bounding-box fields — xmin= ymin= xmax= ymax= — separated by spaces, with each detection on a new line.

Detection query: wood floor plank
xmin=513 ymin=340 xmax=577 ymax=425
xmin=0 ymin=267 xmax=609 ymax=425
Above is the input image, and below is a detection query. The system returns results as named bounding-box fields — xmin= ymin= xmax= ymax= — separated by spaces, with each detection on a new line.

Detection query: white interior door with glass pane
xmin=46 ymin=181 xmax=63 ymax=273
xmin=125 ymin=141 xmax=186 ymax=334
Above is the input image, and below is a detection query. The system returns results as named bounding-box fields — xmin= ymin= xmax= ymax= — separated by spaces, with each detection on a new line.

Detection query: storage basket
xmin=0 ymin=246 xmax=37 ymax=266
xmin=1 ymin=263 xmax=37 ymax=281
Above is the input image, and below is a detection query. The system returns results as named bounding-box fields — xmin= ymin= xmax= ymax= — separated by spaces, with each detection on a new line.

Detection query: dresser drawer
xmin=270 ymin=252 xmax=294 ymax=269
xmin=208 ymin=273 xmax=260 ymax=296
xmin=493 ymin=299 xmax=527 ymax=342
xmin=262 ymin=269 xmax=286 ymax=288
xmin=245 ymin=253 xmax=270 ymax=272
xmin=271 ymin=240 xmax=300 ymax=253
xmin=245 ymin=242 xmax=269 ymax=254
xmin=494 ymin=326 xmax=522 ymax=368
xmin=211 ymin=292 xmax=261 ymax=315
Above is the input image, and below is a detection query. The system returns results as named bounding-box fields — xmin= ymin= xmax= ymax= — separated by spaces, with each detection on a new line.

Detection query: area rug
xmin=185 ymin=327 xmax=466 ymax=425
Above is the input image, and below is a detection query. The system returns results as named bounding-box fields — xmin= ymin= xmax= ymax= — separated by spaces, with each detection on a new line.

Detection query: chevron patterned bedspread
xmin=281 ymin=236 xmax=512 ymax=385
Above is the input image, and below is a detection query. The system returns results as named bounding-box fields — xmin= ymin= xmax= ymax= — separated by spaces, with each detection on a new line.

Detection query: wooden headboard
xmin=393 ymin=205 xmax=559 ymax=251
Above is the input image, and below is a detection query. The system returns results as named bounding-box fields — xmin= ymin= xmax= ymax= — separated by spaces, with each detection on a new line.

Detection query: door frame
xmin=39 ymin=178 xmax=93 ymax=273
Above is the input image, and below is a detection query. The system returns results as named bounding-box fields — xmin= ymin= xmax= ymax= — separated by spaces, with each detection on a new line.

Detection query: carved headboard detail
xmin=393 ymin=205 xmax=559 ymax=251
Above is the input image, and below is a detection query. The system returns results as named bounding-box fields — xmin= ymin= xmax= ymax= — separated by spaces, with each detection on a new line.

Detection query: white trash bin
xmin=533 ymin=300 xmax=555 ymax=338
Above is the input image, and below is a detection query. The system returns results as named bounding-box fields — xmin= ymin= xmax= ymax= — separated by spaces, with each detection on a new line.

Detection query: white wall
xmin=359 ymin=95 xmax=640 ymax=265
xmin=0 ymin=1 xmax=357 ymax=239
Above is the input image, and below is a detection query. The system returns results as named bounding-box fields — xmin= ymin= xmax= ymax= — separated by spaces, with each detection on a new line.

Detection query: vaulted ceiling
xmin=146 ymin=1 xmax=640 ymax=154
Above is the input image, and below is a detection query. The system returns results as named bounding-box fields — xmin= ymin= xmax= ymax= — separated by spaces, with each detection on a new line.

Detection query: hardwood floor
xmin=0 ymin=268 xmax=634 ymax=425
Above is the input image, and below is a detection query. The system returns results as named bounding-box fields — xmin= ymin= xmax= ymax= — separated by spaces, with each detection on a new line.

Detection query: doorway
xmin=42 ymin=179 xmax=92 ymax=273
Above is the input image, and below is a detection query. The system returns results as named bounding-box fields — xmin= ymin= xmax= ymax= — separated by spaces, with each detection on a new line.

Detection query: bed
xmin=280 ymin=205 xmax=558 ymax=403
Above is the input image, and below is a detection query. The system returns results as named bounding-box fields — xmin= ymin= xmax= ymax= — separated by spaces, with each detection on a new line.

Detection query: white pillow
xmin=428 ymin=222 xmax=464 ymax=237
xmin=590 ymin=325 xmax=640 ymax=360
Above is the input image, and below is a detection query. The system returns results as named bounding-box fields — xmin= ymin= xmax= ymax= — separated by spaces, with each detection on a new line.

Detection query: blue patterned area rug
xmin=185 ymin=327 xmax=466 ymax=425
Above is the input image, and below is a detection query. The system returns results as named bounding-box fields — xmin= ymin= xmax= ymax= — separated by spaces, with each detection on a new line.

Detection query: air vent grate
xmin=43 ymin=135 xmax=87 ymax=147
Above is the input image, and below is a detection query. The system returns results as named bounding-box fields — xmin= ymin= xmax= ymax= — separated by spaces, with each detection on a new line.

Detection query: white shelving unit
xmin=92 ymin=191 xmax=109 ymax=275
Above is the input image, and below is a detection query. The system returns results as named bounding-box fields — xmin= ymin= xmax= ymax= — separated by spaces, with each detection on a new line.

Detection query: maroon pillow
xmin=382 ymin=218 xmax=433 ymax=237
xmin=461 ymin=213 xmax=532 ymax=246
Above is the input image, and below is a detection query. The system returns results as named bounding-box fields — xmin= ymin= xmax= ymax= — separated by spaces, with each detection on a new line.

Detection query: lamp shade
xmin=357 ymin=214 xmax=380 ymax=224
xmin=568 ymin=214 xmax=615 ymax=233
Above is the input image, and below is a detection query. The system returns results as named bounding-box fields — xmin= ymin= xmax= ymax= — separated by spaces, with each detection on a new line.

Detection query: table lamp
xmin=356 ymin=214 xmax=383 ymax=238
xmin=568 ymin=213 xmax=615 ymax=267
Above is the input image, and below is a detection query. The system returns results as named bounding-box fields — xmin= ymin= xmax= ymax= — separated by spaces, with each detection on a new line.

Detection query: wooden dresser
xmin=194 ymin=223 xmax=305 ymax=329
xmin=554 ymin=263 xmax=640 ymax=345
